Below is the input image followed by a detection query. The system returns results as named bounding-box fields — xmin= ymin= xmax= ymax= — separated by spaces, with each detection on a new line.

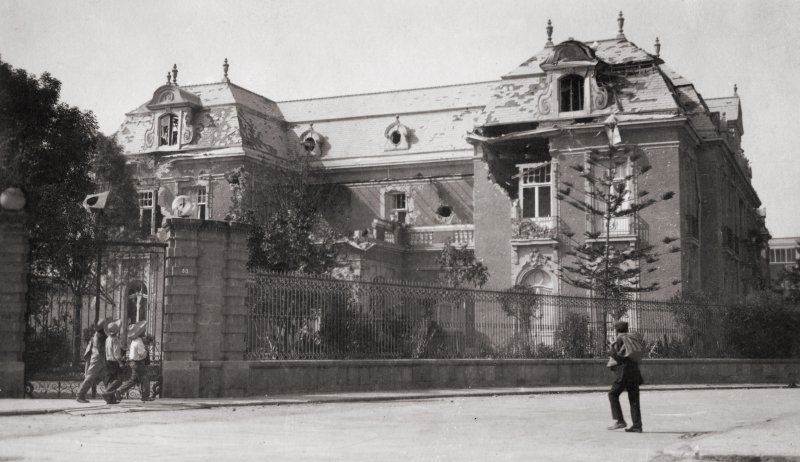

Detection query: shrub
xmin=723 ymin=293 xmax=800 ymax=358
xmin=555 ymin=311 xmax=592 ymax=358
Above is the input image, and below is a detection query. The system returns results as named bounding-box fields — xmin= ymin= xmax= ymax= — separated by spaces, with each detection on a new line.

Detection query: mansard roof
xmin=503 ymin=37 xmax=656 ymax=79
xmin=706 ymin=95 xmax=743 ymax=134
xmin=277 ymin=81 xmax=496 ymax=122
xmin=117 ymin=81 xmax=292 ymax=161
xmin=115 ymin=34 xmax=739 ymax=166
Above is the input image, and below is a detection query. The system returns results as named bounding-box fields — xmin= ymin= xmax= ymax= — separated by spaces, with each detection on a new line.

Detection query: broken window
xmin=138 ymin=190 xmax=161 ymax=236
xmin=388 ymin=192 xmax=407 ymax=223
xmin=180 ymin=186 xmax=208 ymax=219
xmin=519 ymin=163 xmax=552 ymax=219
xmin=159 ymin=113 xmax=179 ymax=146
xmin=559 ymin=75 xmax=584 ymax=112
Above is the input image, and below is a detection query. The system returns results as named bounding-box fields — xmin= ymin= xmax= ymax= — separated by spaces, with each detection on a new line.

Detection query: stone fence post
xmin=161 ymin=218 xmax=249 ymax=398
xmin=0 ymin=210 xmax=28 ymax=398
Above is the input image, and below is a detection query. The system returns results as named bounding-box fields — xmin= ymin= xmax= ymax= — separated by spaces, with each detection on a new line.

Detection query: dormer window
xmin=559 ymin=75 xmax=584 ymax=112
xmin=159 ymin=114 xmax=179 ymax=146
xmin=299 ymin=124 xmax=323 ymax=156
xmin=384 ymin=116 xmax=410 ymax=151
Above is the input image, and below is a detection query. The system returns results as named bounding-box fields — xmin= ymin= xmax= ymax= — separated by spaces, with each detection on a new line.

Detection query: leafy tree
xmin=1 ymin=56 xmax=138 ymax=367
xmin=556 ymin=146 xmax=677 ymax=307
xmin=436 ymin=242 xmax=489 ymax=289
xmin=226 ymin=154 xmax=341 ymax=274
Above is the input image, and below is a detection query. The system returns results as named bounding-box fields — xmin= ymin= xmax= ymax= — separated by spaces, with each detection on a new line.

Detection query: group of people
xmin=76 ymin=317 xmax=153 ymax=404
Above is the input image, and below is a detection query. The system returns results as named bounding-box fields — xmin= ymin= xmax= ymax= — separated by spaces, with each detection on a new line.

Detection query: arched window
xmin=159 ymin=114 xmax=179 ymax=146
xmin=521 ymin=269 xmax=554 ymax=294
xmin=127 ymin=281 xmax=148 ymax=323
xmin=559 ymin=75 xmax=584 ymax=112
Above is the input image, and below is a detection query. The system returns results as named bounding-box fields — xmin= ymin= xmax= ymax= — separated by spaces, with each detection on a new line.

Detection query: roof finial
xmin=734 ymin=84 xmax=738 ymax=96
xmin=545 ymin=19 xmax=554 ymax=48
xmin=171 ymin=64 xmax=178 ymax=86
xmin=654 ymin=37 xmax=661 ymax=58
xmin=617 ymin=11 xmax=626 ymax=40
xmin=166 ymin=71 xmax=172 ymax=85
xmin=223 ymin=58 xmax=230 ymax=82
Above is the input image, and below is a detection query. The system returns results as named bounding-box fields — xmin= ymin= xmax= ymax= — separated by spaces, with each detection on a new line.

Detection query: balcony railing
xmin=511 ymin=216 xmax=558 ymax=240
xmin=593 ymin=216 xmax=636 ymax=237
xmin=407 ymin=225 xmax=474 ymax=247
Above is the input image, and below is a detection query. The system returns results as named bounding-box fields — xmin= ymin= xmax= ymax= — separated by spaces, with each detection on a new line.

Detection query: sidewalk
xmin=0 ymin=383 xmax=786 ymax=417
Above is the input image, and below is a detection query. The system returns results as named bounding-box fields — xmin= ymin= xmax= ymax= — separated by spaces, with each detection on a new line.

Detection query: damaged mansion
xmin=115 ymin=14 xmax=770 ymax=302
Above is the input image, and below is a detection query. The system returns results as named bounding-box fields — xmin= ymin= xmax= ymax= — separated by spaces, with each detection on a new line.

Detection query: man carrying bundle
xmin=606 ymin=321 xmax=645 ymax=433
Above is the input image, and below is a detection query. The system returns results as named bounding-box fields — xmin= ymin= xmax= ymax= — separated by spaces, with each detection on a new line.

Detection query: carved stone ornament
xmin=159 ymin=91 xmax=175 ymax=103
xmin=528 ymin=249 xmax=545 ymax=268
xmin=143 ymin=115 xmax=155 ymax=148
xmin=182 ymin=110 xmax=194 ymax=144
xmin=537 ymin=77 xmax=553 ymax=115
xmin=590 ymin=73 xmax=609 ymax=110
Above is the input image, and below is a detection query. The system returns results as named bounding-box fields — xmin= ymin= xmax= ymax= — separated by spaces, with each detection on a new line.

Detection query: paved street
xmin=0 ymin=387 xmax=798 ymax=461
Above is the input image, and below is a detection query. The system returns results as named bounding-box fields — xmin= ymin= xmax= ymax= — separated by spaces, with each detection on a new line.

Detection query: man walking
xmin=102 ymin=320 xmax=124 ymax=404
xmin=76 ymin=318 xmax=109 ymax=403
xmin=103 ymin=320 xmax=153 ymax=403
xmin=606 ymin=321 xmax=644 ymax=433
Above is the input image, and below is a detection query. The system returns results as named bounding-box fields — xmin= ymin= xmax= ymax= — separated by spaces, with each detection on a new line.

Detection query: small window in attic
xmin=159 ymin=114 xmax=179 ymax=146
xmin=559 ymin=75 xmax=584 ymax=112
xmin=384 ymin=116 xmax=410 ymax=151
xmin=299 ymin=124 xmax=323 ymax=156
xmin=390 ymin=131 xmax=402 ymax=145
xmin=303 ymin=137 xmax=316 ymax=152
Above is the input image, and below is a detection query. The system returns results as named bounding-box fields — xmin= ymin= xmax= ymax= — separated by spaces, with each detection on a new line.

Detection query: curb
xmin=0 ymin=384 xmax=791 ymax=417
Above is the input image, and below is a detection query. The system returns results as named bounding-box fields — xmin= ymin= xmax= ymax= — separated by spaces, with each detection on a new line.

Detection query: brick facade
xmin=115 ymin=25 xmax=769 ymax=302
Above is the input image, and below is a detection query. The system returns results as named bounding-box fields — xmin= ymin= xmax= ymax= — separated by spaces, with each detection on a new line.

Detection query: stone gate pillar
xmin=0 ymin=210 xmax=28 ymax=398
xmin=161 ymin=218 xmax=249 ymax=398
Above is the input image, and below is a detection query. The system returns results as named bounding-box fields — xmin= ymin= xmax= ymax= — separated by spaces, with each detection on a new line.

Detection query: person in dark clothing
xmin=606 ymin=321 xmax=644 ymax=433
xmin=76 ymin=318 xmax=109 ymax=403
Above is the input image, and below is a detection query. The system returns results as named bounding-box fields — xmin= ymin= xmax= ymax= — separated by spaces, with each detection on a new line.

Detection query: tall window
xmin=559 ymin=75 xmax=584 ymax=112
xmin=159 ymin=114 xmax=179 ymax=146
xmin=520 ymin=163 xmax=552 ymax=219
xmin=389 ymin=192 xmax=407 ymax=223
xmin=138 ymin=191 xmax=161 ymax=235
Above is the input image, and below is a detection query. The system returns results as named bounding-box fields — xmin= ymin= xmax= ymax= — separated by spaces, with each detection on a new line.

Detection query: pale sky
xmin=2 ymin=0 xmax=799 ymax=237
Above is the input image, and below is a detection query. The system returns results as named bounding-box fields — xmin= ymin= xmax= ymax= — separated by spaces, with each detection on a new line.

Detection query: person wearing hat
xmin=103 ymin=320 xmax=153 ymax=402
xmin=606 ymin=321 xmax=645 ymax=433
xmin=76 ymin=318 xmax=110 ymax=403
xmin=102 ymin=320 xmax=125 ymax=404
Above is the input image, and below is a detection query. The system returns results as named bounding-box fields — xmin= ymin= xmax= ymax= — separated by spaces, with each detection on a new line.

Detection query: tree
xmin=1 ymin=56 xmax=138 ymax=367
xmin=436 ymin=242 xmax=489 ymax=289
xmin=226 ymin=154 xmax=341 ymax=274
xmin=556 ymin=145 xmax=677 ymax=317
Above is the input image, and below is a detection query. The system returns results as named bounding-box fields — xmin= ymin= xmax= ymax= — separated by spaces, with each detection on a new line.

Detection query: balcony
xmin=511 ymin=216 xmax=558 ymax=241
xmin=592 ymin=216 xmax=636 ymax=238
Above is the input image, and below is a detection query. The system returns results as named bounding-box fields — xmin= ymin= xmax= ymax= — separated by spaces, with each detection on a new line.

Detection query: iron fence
xmin=25 ymin=240 xmax=166 ymax=381
xmin=246 ymin=272 xmax=733 ymax=360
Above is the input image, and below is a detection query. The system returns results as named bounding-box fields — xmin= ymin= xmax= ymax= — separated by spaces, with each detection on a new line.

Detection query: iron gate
xmin=24 ymin=240 xmax=166 ymax=398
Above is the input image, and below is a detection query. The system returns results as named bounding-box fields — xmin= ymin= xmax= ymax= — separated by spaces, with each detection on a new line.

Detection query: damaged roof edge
xmin=467 ymin=127 xmax=562 ymax=145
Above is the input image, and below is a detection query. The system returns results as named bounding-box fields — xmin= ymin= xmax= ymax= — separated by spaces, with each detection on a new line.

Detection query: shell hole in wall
xmin=436 ymin=204 xmax=452 ymax=218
